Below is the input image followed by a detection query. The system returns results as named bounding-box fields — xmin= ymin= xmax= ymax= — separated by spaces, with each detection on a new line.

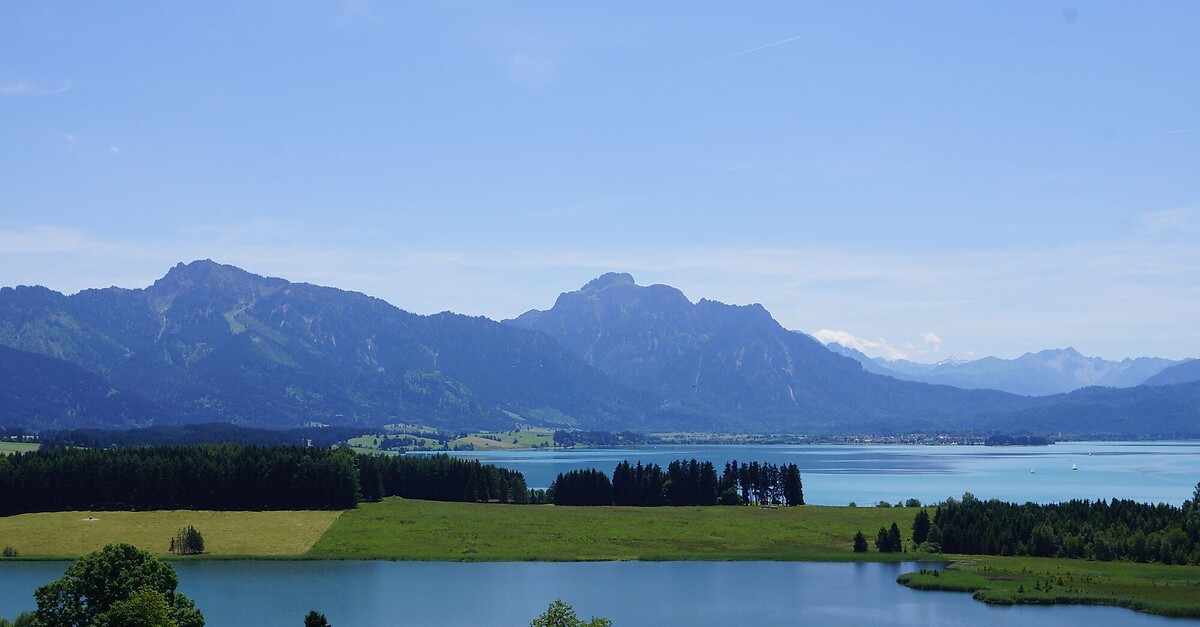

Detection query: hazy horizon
xmin=3 ymin=3 xmax=1197 ymax=362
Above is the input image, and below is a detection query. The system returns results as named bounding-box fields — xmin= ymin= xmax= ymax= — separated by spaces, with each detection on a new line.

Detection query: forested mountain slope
xmin=505 ymin=273 xmax=1033 ymax=432
xmin=3 ymin=263 xmax=1197 ymax=437
xmin=0 ymin=261 xmax=650 ymax=431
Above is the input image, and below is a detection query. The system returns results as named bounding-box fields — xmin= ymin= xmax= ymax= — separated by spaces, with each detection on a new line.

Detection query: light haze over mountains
xmin=3 ymin=262 xmax=1196 ymax=438
xmin=2 ymin=4 xmax=1198 ymax=364
xmin=825 ymin=343 xmax=1185 ymax=397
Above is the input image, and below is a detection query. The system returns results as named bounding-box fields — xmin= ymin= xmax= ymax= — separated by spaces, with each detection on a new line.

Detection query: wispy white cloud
xmin=63 ymin=134 xmax=77 ymax=150
xmin=505 ymin=52 xmax=558 ymax=88
xmin=109 ymin=146 xmax=121 ymax=155
xmin=0 ymin=79 xmax=71 ymax=96
xmin=812 ymin=329 xmax=944 ymax=361
xmin=698 ymin=35 xmax=801 ymax=66
xmin=813 ymin=329 xmax=911 ymax=360
xmin=2 ymin=225 xmax=1197 ymax=360
xmin=1143 ymin=206 xmax=1200 ymax=234
xmin=0 ymin=225 xmax=103 ymax=254
xmin=529 ymin=197 xmax=637 ymax=220
xmin=337 ymin=0 xmax=384 ymax=26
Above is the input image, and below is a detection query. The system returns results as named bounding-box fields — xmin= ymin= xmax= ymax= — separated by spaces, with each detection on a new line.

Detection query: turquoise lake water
xmin=3 ymin=442 xmax=1199 ymax=625
xmin=0 ymin=560 xmax=1182 ymax=626
xmin=424 ymin=441 xmax=1200 ymax=506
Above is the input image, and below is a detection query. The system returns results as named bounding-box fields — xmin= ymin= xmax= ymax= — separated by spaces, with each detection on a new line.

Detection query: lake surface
xmin=5 ymin=442 xmax=1199 ymax=624
xmin=420 ymin=441 xmax=1200 ymax=506
xmin=0 ymin=560 xmax=1181 ymax=626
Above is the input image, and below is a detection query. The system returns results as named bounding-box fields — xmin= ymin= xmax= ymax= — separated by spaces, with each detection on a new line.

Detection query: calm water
xmin=4 ymin=442 xmax=1199 ymax=625
xmin=423 ymin=441 xmax=1200 ymax=506
xmin=0 ymin=560 xmax=1181 ymax=626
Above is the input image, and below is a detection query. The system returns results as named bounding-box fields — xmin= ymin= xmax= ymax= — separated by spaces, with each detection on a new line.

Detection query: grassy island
xmin=898 ymin=555 xmax=1200 ymax=618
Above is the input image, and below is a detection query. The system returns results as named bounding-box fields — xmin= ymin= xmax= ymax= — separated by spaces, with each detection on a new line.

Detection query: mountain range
xmin=1 ymin=261 xmax=1198 ymax=437
xmin=826 ymin=343 xmax=1182 ymax=396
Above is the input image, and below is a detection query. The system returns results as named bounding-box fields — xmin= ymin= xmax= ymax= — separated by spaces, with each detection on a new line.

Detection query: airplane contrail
xmin=698 ymin=35 xmax=802 ymax=66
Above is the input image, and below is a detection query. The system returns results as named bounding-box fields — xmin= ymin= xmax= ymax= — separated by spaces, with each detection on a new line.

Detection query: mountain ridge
xmin=828 ymin=342 xmax=1182 ymax=396
xmin=2 ymin=262 xmax=1197 ymax=437
xmin=0 ymin=260 xmax=654 ymax=432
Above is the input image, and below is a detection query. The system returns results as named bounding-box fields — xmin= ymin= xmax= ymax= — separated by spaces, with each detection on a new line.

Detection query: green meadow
xmin=344 ymin=426 xmax=555 ymax=453
xmin=0 ymin=509 xmax=341 ymax=558
xmin=899 ymin=554 xmax=1200 ymax=617
xmin=308 ymin=498 xmax=922 ymax=561
xmin=0 ymin=442 xmax=39 ymax=455
xmin=4 ymin=498 xmax=1199 ymax=616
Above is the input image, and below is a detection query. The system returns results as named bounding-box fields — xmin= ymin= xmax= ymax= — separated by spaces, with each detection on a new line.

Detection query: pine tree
xmin=875 ymin=527 xmax=892 ymax=552
xmin=888 ymin=522 xmax=903 ymax=552
xmin=912 ymin=509 xmax=931 ymax=544
xmin=170 ymin=526 xmax=204 ymax=555
xmin=853 ymin=531 xmax=869 ymax=553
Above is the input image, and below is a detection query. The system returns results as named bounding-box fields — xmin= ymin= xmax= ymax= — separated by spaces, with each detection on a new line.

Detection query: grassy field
xmin=347 ymin=426 xmax=556 ymax=452
xmin=0 ymin=441 xmax=39 ymax=455
xmin=308 ymin=498 xmax=924 ymax=561
xmin=346 ymin=434 xmax=442 ymax=452
xmin=309 ymin=499 xmax=1200 ymax=616
xmin=899 ymin=554 xmax=1200 ymax=617
xmin=5 ymin=498 xmax=1198 ymax=616
xmin=447 ymin=427 xmax=556 ymax=450
xmin=0 ymin=510 xmax=342 ymax=558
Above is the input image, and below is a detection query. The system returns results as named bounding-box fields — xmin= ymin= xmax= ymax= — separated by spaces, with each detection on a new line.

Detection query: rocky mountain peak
xmin=582 ymin=272 xmax=636 ymax=291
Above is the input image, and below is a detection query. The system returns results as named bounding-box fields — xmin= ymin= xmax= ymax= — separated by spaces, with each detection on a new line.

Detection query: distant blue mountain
xmin=0 ymin=261 xmax=651 ymax=432
xmin=827 ymin=343 xmax=1181 ymax=396
xmin=1143 ymin=359 xmax=1200 ymax=386
xmin=2 ymin=263 xmax=1198 ymax=437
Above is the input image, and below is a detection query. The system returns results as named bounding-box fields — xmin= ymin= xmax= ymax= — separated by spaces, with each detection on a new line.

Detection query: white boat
xmin=1072 ymin=463 xmax=1078 ymax=471
xmin=1030 ymin=468 xmax=1036 ymax=474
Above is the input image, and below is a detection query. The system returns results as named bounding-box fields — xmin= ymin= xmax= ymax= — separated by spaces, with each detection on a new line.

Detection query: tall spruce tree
xmin=912 ymin=509 xmax=931 ymax=545
xmin=888 ymin=522 xmax=903 ymax=552
xmin=853 ymin=531 xmax=869 ymax=553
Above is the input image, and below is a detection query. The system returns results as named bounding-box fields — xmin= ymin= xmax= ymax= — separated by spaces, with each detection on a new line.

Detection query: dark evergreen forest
xmin=548 ymin=459 xmax=803 ymax=507
xmin=925 ymin=494 xmax=1200 ymax=564
xmin=0 ymin=446 xmax=527 ymax=515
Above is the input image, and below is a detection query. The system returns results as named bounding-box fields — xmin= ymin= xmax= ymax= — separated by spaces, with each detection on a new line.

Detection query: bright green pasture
xmin=346 ymin=434 xmax=441 ymax=452
xmin=308 ymin=498 xmax=922 ymax=561
xmin=0 ymin=510 xmax=342 ymax=558
xmin=449 ymin=427 xmax=555 ymax=450
xmin=0 ymin=442 xmax=39 ymax=455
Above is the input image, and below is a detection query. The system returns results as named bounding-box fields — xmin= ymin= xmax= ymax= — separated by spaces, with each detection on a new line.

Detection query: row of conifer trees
xmin=0 ymin=446 xmax=529 ymax=515
xmin=549 ymin=459 xmax=804 ymax=507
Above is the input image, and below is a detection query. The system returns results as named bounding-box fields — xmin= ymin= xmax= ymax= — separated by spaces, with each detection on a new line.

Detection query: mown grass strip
xmin=0 ymin=442 xmax=39 ymax=455
xmin=0 ymin=510 xmax=342 ymax=558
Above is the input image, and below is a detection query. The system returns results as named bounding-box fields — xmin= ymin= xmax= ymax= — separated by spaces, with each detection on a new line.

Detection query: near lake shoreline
xmin=4 ymin=499 xmax=1200 ymax=618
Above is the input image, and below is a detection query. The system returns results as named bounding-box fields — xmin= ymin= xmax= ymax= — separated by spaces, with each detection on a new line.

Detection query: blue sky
xmin=2 ymin=2 xmax=1197 ymax=362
